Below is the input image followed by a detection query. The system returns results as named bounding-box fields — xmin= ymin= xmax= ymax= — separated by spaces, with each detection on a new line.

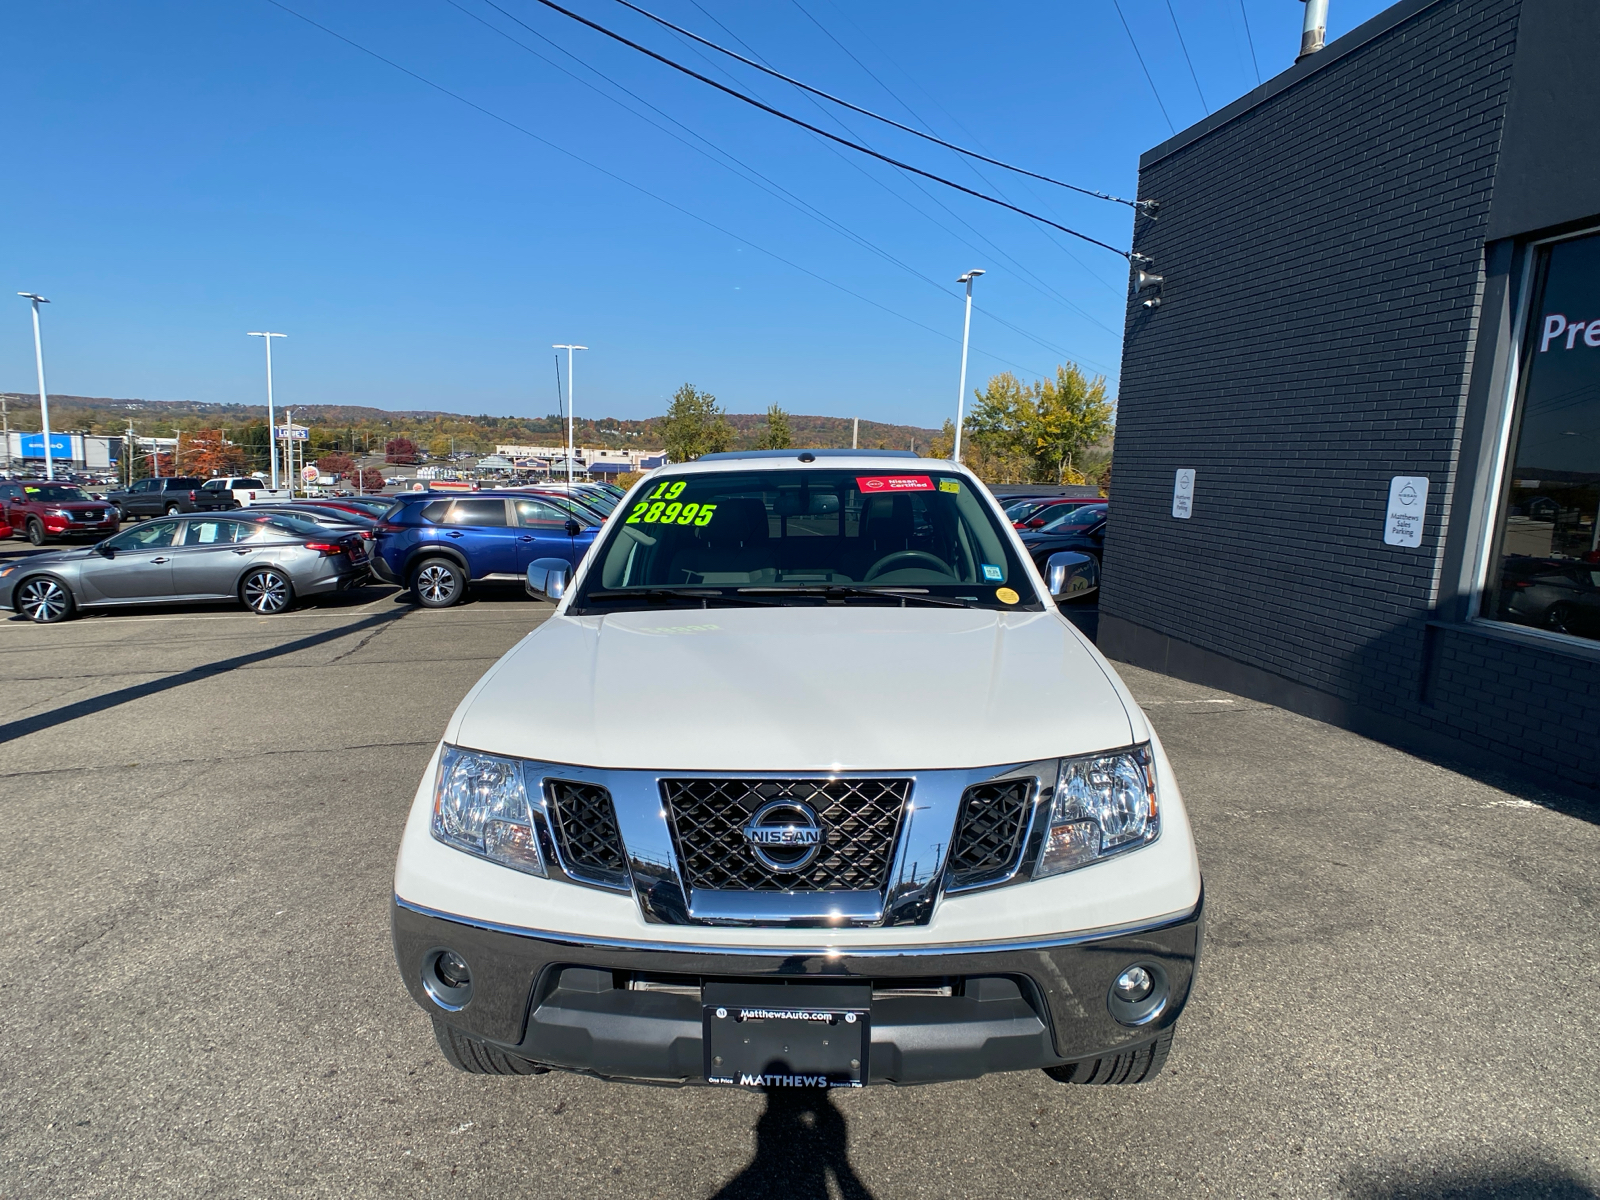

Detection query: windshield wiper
xmin=738 ymin=586 xmax=976 ymax=608
xmin=581 ymin=588 xmax=780 ymax=607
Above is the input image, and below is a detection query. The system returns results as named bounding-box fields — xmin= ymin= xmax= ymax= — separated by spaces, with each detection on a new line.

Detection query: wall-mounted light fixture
xmin=1134 ymin=262 xmax=1164 ymax=310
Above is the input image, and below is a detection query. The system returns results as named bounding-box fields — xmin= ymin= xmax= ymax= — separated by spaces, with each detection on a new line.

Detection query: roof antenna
xmin=1297 ymin=0 xmax=1328 ymax=61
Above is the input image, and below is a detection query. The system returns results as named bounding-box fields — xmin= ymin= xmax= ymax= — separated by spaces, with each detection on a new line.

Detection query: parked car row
xmin=0 ymin=481 xmax=627 ymax=621
xmin=0 ymin=481 xmax=120 ymax=545
xmin=0 ymin=511 xmax=369 ymax=622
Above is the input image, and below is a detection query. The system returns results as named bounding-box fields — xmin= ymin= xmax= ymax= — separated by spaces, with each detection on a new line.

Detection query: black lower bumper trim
xmin=391 ymin=894 xmax=1203 ymax=1086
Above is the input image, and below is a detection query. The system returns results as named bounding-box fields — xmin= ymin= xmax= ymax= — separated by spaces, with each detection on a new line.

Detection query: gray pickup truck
xmin=106 ymin=477 xmax=239 ymax=519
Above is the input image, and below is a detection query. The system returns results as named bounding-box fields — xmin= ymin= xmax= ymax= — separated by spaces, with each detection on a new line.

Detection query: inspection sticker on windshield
xmin=938 ymin=480 xmax=960 ymax=494
xmin=981 ymin=564 xmax=1003 ymax=581
xmin=856 ymin=475 xmax=933 ymax=493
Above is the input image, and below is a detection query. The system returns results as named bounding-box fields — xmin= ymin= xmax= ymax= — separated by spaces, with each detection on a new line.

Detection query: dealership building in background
xmin=1102 ymin=0 xmax=1599 ymax=793
xmin=3 ymin=432 xmax=122 ymax=471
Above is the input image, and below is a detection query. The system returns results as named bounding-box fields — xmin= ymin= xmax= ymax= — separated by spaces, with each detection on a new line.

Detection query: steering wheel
xmin=863 ymin=550 xmax=954 ymax=581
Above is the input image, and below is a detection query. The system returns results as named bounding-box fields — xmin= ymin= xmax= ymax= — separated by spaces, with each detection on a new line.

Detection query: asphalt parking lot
xmin=2 ymin=580 xmax=1598 ymax=1198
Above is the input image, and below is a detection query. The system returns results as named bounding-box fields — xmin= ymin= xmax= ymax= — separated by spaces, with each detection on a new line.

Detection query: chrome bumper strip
xmin=393 ymin=894 xmax=1200 ymax=958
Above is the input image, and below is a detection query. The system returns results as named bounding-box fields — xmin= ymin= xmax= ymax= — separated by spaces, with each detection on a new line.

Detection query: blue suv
xmin=373 ymin=492 xmax=597 ymax=608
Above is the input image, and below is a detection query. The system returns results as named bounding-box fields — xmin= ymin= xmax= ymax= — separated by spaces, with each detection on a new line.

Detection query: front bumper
xmin=392 ymin=894 xmax=1202 ymax=1086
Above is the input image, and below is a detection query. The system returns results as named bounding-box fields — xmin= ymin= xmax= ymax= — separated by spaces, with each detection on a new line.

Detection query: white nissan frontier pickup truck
xmin=392 ymin=450 xmax=1202 ymax=1089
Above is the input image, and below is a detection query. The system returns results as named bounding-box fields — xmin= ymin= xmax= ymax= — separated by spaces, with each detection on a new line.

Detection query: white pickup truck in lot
xmin=200 ymin=477 xmax=294 ymax=507
xmin=391 ymin=450 xmax=1202 ymax=1089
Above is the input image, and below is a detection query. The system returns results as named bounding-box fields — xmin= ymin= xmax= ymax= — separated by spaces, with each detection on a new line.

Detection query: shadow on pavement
xmin=1342 ymin=1160 xmax=1598 ymax=1199
xmin=0 ymin=606 xmax=407 ymax=744
xmin=709 ymin=1088 xmax=874 ymax=1200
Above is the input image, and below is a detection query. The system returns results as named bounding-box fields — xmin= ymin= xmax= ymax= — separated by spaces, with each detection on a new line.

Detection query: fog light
xmin=436 ymin=951 xmax=471 ymax=989
xmin=1114 ymin=966 xmax=1153 ymax=1003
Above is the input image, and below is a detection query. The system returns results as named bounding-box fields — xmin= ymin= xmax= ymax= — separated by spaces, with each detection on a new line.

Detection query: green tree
xmin=756 ymin=403 xmax=793 ymax=450
xmin=1031 ymin=364 xmax=1113 ymax=484
xmin=662 ymin=383 xmax=732 ymax=462
xmin=964 ymin=363 xmax=1113 ymax=484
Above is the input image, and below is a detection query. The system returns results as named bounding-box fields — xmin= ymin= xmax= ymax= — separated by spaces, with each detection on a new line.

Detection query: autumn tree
xmin=756 ymin=404 xmax=793 ymax=450
xmin=662 ymin=384 xmax=732 ymax=462
xmin=178 ymin=429 xmax=246 ymax=478
xmin=925 ymin=419 xmax=956 ymax=461
xmin=352 ymin=467 xmax=386 ymax=492
xmin=385 ymin=436 xmax=420 ymax=464
xmin=316 ymin=452 xmax=355 ymax=477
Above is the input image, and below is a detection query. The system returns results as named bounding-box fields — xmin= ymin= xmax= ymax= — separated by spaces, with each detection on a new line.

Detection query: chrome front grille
xmin=661 ymin=778 xmax=911 ymax=892
xmin=545 ymin=779 xmax=629 ymax=886
xmin=947 ymin=779 xmax=1035 ymax=889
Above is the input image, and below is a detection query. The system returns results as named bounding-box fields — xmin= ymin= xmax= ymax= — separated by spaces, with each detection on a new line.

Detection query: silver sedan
xmin=0 ymin=513 xmax=368 ymax=623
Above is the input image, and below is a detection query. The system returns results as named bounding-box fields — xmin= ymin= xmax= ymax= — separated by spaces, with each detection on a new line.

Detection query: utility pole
xmin=952 ymin=270 xmax=984 ymax=464
xmin=552 ymin=344 xmax=587 ymax=488
xmin=18 ymin=293 xmax=55 ymax=480
xmin=852 ymin=417 xmax=859 ymax=450
xmin=1 ymin=393 xmax=10 ymax=475
xmin=247 ymin=331 xmax=287 ymax=489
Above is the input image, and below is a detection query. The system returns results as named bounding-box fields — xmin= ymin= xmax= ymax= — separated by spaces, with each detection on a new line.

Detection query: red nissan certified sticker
xmin=856 ymin=475 xmax=934 ymax=493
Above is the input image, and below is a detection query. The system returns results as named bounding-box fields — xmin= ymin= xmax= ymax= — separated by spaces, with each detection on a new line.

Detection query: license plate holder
xmin=703 ymin=982 xmax=870 ymax=1089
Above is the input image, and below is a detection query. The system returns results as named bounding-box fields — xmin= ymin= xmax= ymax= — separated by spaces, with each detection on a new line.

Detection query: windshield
xmin=1037 ymin=503 xmax=1106 ymax=533
xmin=570 ymin=468 xmax=1041 ymax=612
xmin=24 ymin=485 xmax=92 ymax=503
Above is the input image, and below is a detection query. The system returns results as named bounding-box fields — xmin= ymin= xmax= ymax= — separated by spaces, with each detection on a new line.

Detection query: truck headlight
xmin=1037 ymin=745 xmax=1159 ymax=876
xmin=431 ymin=745 xmax=545 ymax=876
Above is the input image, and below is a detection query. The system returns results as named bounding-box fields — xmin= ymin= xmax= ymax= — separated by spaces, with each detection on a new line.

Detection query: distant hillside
xmin=0 ymin=393 xmax=941 ymax=453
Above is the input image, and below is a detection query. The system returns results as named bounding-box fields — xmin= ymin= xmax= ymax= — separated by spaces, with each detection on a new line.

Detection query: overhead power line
xmin=518 ymin=0 xmax=1136 ymax=259
xmin=259 ymin=0 xmax=1059 ymax=378
xmin=603 ymin=0 xmax=1149 ymax=214
xmin=1111 ymin=0 xmax=1175 ymax=136
xmin=1239 ymin=0 xmax=1262 ymax=85
xmin=1164 ymin=0 xmax=1210 ymax=114
xmin=455 ymin=0 xmax=1115 ymax=360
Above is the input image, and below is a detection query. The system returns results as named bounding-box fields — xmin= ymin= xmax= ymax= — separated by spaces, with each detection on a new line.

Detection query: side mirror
xmin=1046 ymin=551 xmax=1098 ymax=599
xmin=526 ymin=557 xmax=573 ymax=602
xmin=97 ymin=543 xmax=116 ymax=558
xmin=564 ymin=518 xmax=582 ymax=538
xmin=1026 ymin=517 xmax=1046 ymax=528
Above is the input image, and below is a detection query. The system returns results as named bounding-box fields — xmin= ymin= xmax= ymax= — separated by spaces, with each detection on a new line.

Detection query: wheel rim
xmin=417 ymin=563 xmax=457 ymax=603
xmin=19 ymin=579 xmax=67 ymax=622
xmin=244 ymin=571 xmax=289 ymax=614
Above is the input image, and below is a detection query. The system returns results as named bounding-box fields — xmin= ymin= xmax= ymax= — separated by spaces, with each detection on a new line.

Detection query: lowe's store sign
xmin=19 ymin=433 xmax=74 ymax=459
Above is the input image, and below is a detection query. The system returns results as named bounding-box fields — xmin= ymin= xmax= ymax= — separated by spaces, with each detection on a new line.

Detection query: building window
xmin=1482 ymin=229 xmax=1600 ymax=643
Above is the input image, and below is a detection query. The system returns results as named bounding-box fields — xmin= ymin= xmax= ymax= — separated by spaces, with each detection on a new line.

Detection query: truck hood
xmin=448 ymin=607 xmax=1138 ymax=772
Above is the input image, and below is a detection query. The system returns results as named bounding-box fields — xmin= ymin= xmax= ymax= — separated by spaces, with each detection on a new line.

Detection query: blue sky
xmin=4 ymin=0 xmax=1389 ymax=425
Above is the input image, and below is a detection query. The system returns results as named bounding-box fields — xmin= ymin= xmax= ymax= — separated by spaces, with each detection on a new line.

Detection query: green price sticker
xmin=625 ymin=481 xmax=716 ymax=527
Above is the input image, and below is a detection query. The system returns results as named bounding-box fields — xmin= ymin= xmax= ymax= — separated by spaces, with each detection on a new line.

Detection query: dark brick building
xmin=1100 ymin=0 xmax=1600 ymax=794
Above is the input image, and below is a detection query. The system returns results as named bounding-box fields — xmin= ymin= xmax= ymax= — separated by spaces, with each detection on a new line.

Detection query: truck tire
xmin=411 ymin=558 xmax=465 ymax=608
xmin=26 ymin=517 xmax=47 ymax=546
xmin=241 ymin=568 xmax=294 ymax=615
xmin=165 ymin=503 xmax=182 ymax=516
xmin=432 ymin=1019 xmax=550 ymax=1076
xmin=1043 ymin=1027 xmax=1173 ymax=1085
xmin=115 ymin=505 xmax=130 ymax=522
xmin=16 ymin=576 xmax=75 ymax=623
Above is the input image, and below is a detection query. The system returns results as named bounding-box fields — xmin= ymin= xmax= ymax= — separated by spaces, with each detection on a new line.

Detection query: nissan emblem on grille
xmin=661 ymin=778 xmax=912 ymax=891
xmin=742 ymin=801 xmax=824 ymax=872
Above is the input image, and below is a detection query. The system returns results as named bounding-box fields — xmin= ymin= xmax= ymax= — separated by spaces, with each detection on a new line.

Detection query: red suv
xmin=0 ymin=481 xmax=121 ymax=545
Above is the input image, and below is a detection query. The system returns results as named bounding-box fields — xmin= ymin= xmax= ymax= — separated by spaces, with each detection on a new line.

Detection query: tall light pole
xmin=248 ymin=331 xmax=286 ymax=489
xmin=18 ymin=293 xmax=55 ymax=480
xmin=552 ymin=344 xmax=587 ymax=488
xmin=952 ymin=270 xmax=984 ymax=464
